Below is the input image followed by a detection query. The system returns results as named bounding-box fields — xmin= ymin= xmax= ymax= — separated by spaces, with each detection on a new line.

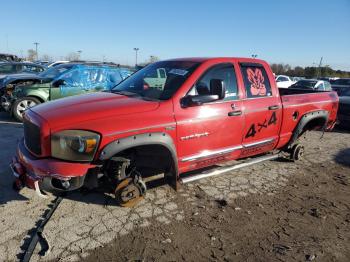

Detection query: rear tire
xmin=12 ymin=97 xmax=41 ymax=122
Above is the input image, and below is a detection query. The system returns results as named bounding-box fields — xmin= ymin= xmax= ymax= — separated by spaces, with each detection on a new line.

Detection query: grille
xmin=23 ymin=119 xmax=41 ymax=155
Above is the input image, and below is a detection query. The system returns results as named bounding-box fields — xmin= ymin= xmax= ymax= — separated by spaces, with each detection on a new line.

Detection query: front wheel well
xmin=104 ymin=144 xmax=177 ymax=182
xmin=26 ymin=95 xmax=44 ymax=103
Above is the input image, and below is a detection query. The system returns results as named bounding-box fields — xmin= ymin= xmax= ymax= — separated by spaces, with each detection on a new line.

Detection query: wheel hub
xmin=114 ymin=177 xmax=146 ymax=207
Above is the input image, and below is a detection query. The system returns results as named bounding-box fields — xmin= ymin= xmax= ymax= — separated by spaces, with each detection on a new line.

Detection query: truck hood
xmin=30 ymin=92 xmax=160 ymax=128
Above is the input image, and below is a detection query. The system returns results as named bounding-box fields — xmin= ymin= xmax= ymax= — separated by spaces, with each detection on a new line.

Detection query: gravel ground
xmin=0 ymin=111 xmax=349 ymax=261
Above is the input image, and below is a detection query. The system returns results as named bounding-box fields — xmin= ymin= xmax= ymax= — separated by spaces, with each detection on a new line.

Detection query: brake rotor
xmin=114 ymin=177 xmax=145 ymax=207
xmin=291 ymin=144 xmax=304 ymax=161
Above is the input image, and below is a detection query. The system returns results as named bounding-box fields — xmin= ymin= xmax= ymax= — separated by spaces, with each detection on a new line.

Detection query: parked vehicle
xmin=290 ymin=79 xmax=332 ymax=91
xmin=275 ymin=75 xmax=295 ymax=88
xmin=0 ymin=62 xmax=45 ymax=79
xmin=1 ymin=62 xmax=132 ymax=121
xmin=11 ymin=57 xmax=338 ymax=207
xmin=331 ymin=78 xmax=350 ymax=96
xmin=0 ymin=53 xmax=21 ymax=62
xmin=337 ymin=88 xmax=350 ymax=127
xmin=291 ymin=76 xmax=304 ymax=82
xmin=47 ymin=61 xmax=69 ymax=67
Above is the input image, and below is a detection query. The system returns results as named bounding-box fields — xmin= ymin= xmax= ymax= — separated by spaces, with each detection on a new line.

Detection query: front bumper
xmin=11 ymin=139 xmax=97 ymax=196
xmin=1 ymin=95 xmax=12 ymax=112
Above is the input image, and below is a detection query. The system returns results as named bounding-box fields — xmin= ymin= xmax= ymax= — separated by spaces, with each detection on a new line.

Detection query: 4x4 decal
xmin=245 ymin=112 xmax=277 ymax=138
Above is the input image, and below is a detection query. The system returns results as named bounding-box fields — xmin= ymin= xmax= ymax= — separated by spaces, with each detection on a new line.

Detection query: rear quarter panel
xmin=277 ymin=91 xmax=338 ymax=148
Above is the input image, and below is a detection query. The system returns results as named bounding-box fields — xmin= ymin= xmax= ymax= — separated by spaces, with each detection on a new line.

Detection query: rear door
xmin=239 ymin=63 xmax=282 ymax=158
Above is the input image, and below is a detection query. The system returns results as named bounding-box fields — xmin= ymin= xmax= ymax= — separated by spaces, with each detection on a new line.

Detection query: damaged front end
xmin=0 ymin=79 xmax=40 ymax=112
xmin=11 ymin=138 xmax=97 ymax=198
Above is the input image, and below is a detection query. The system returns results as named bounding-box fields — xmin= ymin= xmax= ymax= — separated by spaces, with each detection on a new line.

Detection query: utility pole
xmin=77 ymin=50 xmax=82 ymax=61
xmin=133 ymin=48 xmax=139 ymax=67
xmin=33 ymin=42 xmax=39 ymax=60
xmin=317 ymin=57 xmax=323 ymax=77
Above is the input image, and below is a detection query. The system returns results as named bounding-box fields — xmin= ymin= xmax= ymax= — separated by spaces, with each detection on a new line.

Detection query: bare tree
xmin=41 ymin=54 xmax=53 ymax=61
xmin=27 ymin=49 xmax=37 ymax=61
xmin=65 ymin=52 xmax=80 ymax=61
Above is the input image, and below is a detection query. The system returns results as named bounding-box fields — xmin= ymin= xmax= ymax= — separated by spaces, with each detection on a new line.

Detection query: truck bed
xmin=278 ymin=88 xmax=331 ymax=96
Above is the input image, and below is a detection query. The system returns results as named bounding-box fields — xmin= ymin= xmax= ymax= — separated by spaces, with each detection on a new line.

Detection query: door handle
xmin=268 ymin=105 xmax=279 ymax=110
xmin=228 ymin=110 xmax=242 ymax=116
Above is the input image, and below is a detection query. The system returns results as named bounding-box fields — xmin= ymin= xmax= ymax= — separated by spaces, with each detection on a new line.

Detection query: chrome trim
xmin=243 ymin=138 xmax=275 ymax=148
xmin=181 ymin=145 xmax=242 ymax=162
xmin=181 ymin=154 xmax=279 ymax=184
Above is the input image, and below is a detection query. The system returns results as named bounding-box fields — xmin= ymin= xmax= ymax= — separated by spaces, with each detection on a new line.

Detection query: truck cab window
xmin=189 ymin=63 xmax=238 ymax=101
xmin=240 ymin=65 xmax=272 ymax=98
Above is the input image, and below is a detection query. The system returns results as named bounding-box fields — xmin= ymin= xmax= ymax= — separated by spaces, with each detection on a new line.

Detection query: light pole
xmin=133 ymin=48 xmax=139 ymax=67
xmin=34 ymin=42 xmax=39 ymax=60
xmin=77 ymin=50 xmax=82 ymax=61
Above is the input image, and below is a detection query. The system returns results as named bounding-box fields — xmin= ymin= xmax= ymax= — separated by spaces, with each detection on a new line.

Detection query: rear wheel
xmin=12 ymin=97 xmax=41 ymax=122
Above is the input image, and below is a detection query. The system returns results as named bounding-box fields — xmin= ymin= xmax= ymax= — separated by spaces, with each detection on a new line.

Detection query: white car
xmin=48 ymin=61 xmax=70 ymax=67
xmin=275 ymin=75 xmax=295 ymax=88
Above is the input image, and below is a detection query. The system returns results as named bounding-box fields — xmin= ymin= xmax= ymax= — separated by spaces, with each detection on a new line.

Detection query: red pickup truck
xmin=11 ymin=58 xmax=338 ymax=206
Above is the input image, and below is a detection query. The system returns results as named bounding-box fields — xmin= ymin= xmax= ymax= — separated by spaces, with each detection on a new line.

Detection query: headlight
xmin=51 ymin=130 xmax=100 ymax=161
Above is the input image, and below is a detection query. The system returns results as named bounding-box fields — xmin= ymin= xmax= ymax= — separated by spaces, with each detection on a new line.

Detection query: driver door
xmin=174 ymin=63 xmax=244 ymax=173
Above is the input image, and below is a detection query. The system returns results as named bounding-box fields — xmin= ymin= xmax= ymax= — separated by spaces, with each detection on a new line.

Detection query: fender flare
xmin=288 ymin=110 xmax=329 ymax=146
xmin=99 ymin=132 xmax=179 ymax=178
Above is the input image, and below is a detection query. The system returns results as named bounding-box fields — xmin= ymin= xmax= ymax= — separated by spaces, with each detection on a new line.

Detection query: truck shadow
xmin=334 ymin=148 xmax=350 ymax=168
xmin=0 ymin=169 xmax=29 ymax=205
xmin=64 ymin=177 xmax=169 ymax=207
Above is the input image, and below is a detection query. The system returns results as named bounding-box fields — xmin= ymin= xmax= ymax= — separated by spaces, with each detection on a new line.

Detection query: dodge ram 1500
xmin=11 ymin=57 xmax=338 ymax=207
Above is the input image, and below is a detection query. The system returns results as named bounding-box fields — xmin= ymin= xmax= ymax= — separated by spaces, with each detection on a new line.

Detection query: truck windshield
xmin=38 ymin=64 xmax=74 ymax=80
xmin=112 ymin=61 xmax=200 ymax=100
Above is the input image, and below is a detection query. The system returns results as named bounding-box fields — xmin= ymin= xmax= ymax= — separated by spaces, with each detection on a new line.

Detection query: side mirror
xmin=52 ymin=79 xmax=66 ymax=88
xmin=180 ymin=94 xmax=219 ymax=108
xmin=210 ymin=79 xmax=225 ymax=99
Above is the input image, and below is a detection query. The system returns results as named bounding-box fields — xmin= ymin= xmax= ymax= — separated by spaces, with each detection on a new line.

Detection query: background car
xmin=275 ymin=75 xmax=295 ymax=88
xmin=331 ymin=78 xmax=350 ymax=96
xmin=0 ymin=62 xmax=45 ymax=79
xmin=0 ymin=53 xmax=21 ymax=62
xmin=289 ymin=79 xmax=332 ymax=91
xmin=1 ymin=62 xmax=132 ymax=121
xmin=337 ymin=88 xmax=350 ymax=127
xmin=48 ymin=60 xmax=70 ymax=67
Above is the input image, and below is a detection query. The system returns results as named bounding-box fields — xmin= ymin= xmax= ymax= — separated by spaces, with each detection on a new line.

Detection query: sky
xmin=1 ymin=0 xmax=349 ymax=70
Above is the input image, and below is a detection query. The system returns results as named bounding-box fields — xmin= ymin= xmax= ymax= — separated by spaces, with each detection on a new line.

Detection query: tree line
xmin=270 ymin=63 xmax=350 ymax=78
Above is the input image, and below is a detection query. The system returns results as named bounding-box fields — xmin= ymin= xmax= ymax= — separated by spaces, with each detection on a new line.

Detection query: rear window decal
xmin=247 ymin=68 xmax=266 ymax=96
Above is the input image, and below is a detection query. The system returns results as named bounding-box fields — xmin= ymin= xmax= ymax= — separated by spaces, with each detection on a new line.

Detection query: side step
xmin=180 ymin=154 xmax=280 ymax=184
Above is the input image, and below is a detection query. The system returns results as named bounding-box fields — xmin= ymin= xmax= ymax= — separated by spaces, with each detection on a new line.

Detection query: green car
xmin=1 ymin=63 xmax=132 ymax=121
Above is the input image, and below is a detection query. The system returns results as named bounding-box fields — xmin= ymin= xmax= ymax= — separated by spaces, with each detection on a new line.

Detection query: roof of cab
xmin=165 ymin=57 xmax=267 ymax=64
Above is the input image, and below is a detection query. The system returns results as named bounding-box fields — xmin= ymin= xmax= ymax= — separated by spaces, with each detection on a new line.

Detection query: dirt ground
xmin=0 ymin=111 xmax=349 ymax=262
xmin=84 ymin=159 xmax=350 ymax=262
xmin=82 ymin=131 xmax=350 ymax=262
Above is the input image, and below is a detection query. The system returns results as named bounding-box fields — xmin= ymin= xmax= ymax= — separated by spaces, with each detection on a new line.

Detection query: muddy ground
xmin=0 ymin=111 xmax=349 ymax=262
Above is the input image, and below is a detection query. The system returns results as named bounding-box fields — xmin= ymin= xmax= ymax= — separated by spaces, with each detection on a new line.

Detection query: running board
xmin=180 ymin=154 xmax=280 ymax=184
